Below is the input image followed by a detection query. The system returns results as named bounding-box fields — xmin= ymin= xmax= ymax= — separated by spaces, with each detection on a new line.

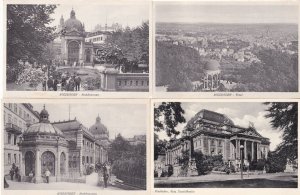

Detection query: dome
xmin=89 ymin=115 xmax=109 ymax=138
xmin=64 ymin=9 xmax=84 ymax=32
xmin=24 ymin=105 xmax=63 ymax=137
xmin=24 ymin=122 xmax=64 ymax=136
xmin=204 ymin=60 xmax=220 ymax=71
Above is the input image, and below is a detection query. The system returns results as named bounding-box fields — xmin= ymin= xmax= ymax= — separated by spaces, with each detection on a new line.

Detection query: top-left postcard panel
xmin=3 ymin=0 xmax=151 ymax=99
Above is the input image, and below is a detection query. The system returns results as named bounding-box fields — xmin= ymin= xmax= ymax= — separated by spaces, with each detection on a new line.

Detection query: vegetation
xmin=235 ymin=49 xmax=298 ymax=92
xmin=7 ymin=5 xmax=57 ymax=82
xmin=108 ymin=134 xmax=146 ymax=189
xmin=104 ymin=22 xmax=149 ymax=73
xmin=194 ymin=152 xmax=223 ymax=175
xmin=156 ymin=41 xmax=204 ymax=91
xmin=154 ymin=133 xmax=167 ymax=160
xmin=264 ymin=102 xmax=298 ymax=161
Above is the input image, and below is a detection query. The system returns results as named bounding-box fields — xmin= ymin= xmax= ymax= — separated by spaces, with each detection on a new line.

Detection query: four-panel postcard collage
xmin=0 ymin=0 xmax=299 ymax=195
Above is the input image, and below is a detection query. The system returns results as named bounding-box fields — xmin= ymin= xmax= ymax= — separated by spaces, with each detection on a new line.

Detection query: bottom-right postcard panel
xmin=152 ymin=99 xmax=298 ymax=194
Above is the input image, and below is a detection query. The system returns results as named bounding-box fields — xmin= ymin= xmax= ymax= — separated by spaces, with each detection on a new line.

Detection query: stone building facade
xmin=164 ymin=109 xmax=270 ymax=177
xmin=3 ymin=103 xmax=40 ymax=175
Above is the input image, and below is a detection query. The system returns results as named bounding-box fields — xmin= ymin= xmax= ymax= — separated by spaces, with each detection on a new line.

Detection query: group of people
xmin=42 ymin=73 xmax=82 ymax=91
xmin=9 ymin=163 xmax=21 ymax=182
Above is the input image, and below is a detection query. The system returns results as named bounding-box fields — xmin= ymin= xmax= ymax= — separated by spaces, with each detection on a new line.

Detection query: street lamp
xmin=240 ymin=145 xmax=244 ymax=180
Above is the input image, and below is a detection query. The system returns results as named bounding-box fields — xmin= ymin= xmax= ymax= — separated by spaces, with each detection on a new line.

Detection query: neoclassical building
xmin=17 ymin=106 xmax=109 ymax=183
xmin=164 ymin=109 xmax=270 ymax=177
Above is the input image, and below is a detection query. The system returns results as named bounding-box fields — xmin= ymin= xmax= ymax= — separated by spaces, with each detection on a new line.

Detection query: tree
xmin=154 ymin=133 xmax=167 ymax=160
xmin=154 ymin=102 xmax=186 ymax=137
xmin=264 ymin=102 xmax=298 ymax=161
xmin=7 ymin=5 xmax=57 ymax=82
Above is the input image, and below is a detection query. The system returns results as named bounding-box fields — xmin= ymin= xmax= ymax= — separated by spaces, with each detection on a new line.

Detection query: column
xmin=257 ymin=143 xmax=260 ymax=159
xmin=35 ymin=149 xmax=41 ymax=183
xmin=251 ymin=141 xmax=254 ymax=161
xmin=56 ymin=150 xmax=60 ymax=181
xmin=211 ymin=74 xmax=214 ymax=89
xmin=244 ymin=140 xmax=247 ymax=160
xmin=208 ymin=139 xmax=211 ymax=155
xmin=93 ymin=143 xmax=95 ymax=164
xmin=223 ymin=139 xmax=226 ymax=160
xmin=235 ymin=139 xmax=238 ymax=159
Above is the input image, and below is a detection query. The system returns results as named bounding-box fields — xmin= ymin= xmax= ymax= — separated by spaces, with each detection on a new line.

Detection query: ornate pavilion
xmin=164 ymin=109 xmax=270 ymax=177
xmin=19 ymin=106 xmax=109 ymax=183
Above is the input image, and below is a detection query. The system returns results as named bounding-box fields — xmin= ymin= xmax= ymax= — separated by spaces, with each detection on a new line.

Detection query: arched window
xmin=41 ymin=151 xmax=55 ymax=176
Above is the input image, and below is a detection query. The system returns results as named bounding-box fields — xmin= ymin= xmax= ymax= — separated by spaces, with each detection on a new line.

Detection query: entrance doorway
xmin=41 ymin=151 xmax=55 ymax=176
xmin=60 ymin=152 xmax=66 ymax=175
xmin=25 ymin=151 xmax=35 ymax=176
xmin=68 ymin=41 xmax=80 ymax=65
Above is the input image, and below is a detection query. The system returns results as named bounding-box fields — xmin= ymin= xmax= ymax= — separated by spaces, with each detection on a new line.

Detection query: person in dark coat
xmin=68 ymin=76 xmax=75 ymax=91
xmin=47 ymin=76 xmax=54 ymax=91
xmin=53 ymin=78 xmax=59 ymax=91
xmin=42 ymin=77 xmax=47 ymax=91
xmin=14 ymin=166 xmax=19 ymax=181
xmin=9 ymin=168 xmax=14 ymax=180
xmin=103 ymin=165 xmax=109 ymax=188
xmin=75 ymin=75 xmax=81 ymax=91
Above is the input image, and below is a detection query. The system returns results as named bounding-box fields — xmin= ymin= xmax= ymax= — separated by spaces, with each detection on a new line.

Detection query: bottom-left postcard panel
xmin=2 ymin=99 xmax=149 ymax=195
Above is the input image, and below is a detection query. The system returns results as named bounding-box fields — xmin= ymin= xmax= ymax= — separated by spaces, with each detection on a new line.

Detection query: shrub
xmin=154 ymin=170 xmax=158 ymax=178
xmin=194 ymin=151 xmax=224 ymax=175
xmin=266 ymin=151 xmax=287 ymax=173
xmin=167 ymin=165 xmax=173 ymax=177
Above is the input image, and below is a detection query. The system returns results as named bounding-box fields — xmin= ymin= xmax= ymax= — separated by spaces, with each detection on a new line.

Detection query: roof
xmin=204 ymin=60 xmax=220 ymax=71
xmin=187 ymin=109 xmax=234 ymax=127
xmin=52 ymin=120 xmax=82 ymax=131
xmin=24 ymin=122 xmax=64 ymax=137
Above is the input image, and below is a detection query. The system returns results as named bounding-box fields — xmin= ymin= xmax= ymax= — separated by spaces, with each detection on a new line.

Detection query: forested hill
xmin=156 ymin=41 xmax=204 ymax=91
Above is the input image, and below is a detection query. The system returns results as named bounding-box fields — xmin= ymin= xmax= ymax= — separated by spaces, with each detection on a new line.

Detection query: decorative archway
xmin=25 ymin=151 xmax=35 ymax=176
xmin=68 ymin=41 xmax=80 ymax=65
xmin=60 ymin=152 xmax=66 ymax=175
xmin=41 ymin=151 xmax=55 ymax=176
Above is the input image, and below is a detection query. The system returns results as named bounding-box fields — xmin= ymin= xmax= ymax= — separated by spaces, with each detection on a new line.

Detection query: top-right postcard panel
xmin=153 ymin=1 xmax=299 ymax=98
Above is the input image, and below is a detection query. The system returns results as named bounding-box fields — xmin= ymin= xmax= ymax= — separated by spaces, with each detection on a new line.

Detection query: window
xmin=83 ymin=140 xmax=85 ymax=146
xmin=14 ymin=135 xmax=17 ymax=145
xmin=8 ymin=153 xmax=11 ymax=164
xmin=125 ymin=81 xmax=127 ymax=85
xmin=86 ymin=156 xmax=89 ymax=163
xmin=82 ymin=156 xmax=85 ymax=164
xmin=136 ymin=81 xmax=138 ymax=86
xmin=147 ymin=81 xmax=149 ymax=86
xmin=141 ymin=81 xmax=144 ymax=86
xmin=90 ymin=157 xmax=93 ymax=163
xmin=8 ymin=133 xmax=11 ymax=144
xmin=19 ymin=108 xmax=22 ymax=117
xmin=130 ymin=81 xmax=133 ymax=86
xmin=8 ymin=114 xmax=12 ymax=123
xmin=14 ymin=154 xmax=17 ymax=163
xmin=14 ymin=104 xmax=18 ymax=113
xmin=118 ymin=81 xmax=121 ymax=86
xmin=8 ymin=103 xmax=12 ymax=109
xmin=218 ymin=140 xmax=222 ymax=147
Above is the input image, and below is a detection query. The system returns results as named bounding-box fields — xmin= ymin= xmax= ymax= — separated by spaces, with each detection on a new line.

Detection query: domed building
xmin=89 ymin=115 xmax=111 ymax=147
xmin=202 ymin=60 xmax=221 ymax=91
xmin=19 ymin=106 xmax=69 ymax=183
xmin=59 ymin=9 xmax=94 ymax=65
xmin=18 ymin=106 xmax=109 ymax=183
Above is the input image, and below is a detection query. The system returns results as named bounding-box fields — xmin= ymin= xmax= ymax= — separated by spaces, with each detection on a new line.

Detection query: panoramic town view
xmin=155 ymin=3 xmax=298 ymax=92
xmin=6 ymin=4 xmax=149 ymax=92
xmin=3 ymin=103 xmax=146 ymax=190
xmin=154 ymin=102 xmax=298 ymax=187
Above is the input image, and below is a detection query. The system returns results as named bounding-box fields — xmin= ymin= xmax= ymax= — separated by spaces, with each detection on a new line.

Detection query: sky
xmin=155 ymin=3 xmax=298 ymax=24
xmin=50 ymin=3 xmax=149 ymax=31
xmin=155 ymin=102 xmax=283 ymax=151
xmin=32 ymin=103 xmax=147 ymax=139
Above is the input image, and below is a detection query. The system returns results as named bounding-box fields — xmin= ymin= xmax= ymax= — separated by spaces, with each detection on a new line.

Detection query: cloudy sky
xmin=32 ymin=103 xmax=147 ymax=139
xmin=155 ymin=102 xmax=283 ymax=151
xmin=50 ymin=3 xmax=149 ymax=31
xmin=155 ymin=3 xmax=298 ymax=24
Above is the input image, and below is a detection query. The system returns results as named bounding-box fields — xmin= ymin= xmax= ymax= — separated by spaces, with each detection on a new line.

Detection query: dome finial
xmin=70 ymin=8 xmax=76 ymax=19
xmin=40 ymin=105 xmax=49 ymax=123
xmin=96 ymin=114 xmax=101 ymax=123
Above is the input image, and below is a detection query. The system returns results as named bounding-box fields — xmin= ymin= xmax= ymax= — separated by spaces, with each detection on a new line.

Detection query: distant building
xmin=127 ymin=135 xmax=146 ymax=145
xmin=164 ymin=109 xmax=270 ymax=177
xmin=3 ymin=104 xmax=40 ymax=175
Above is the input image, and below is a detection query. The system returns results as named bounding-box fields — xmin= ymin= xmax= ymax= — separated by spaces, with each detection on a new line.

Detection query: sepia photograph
xmin=3 ymin=102 xmax=147 ymax=190
xmin=6 ymin=2 xmax=149 ymax=92
xmin=154 ymin=101 xmax=298 ymax=188
xmin=155 ymin=2 xmax=298 ymax=92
